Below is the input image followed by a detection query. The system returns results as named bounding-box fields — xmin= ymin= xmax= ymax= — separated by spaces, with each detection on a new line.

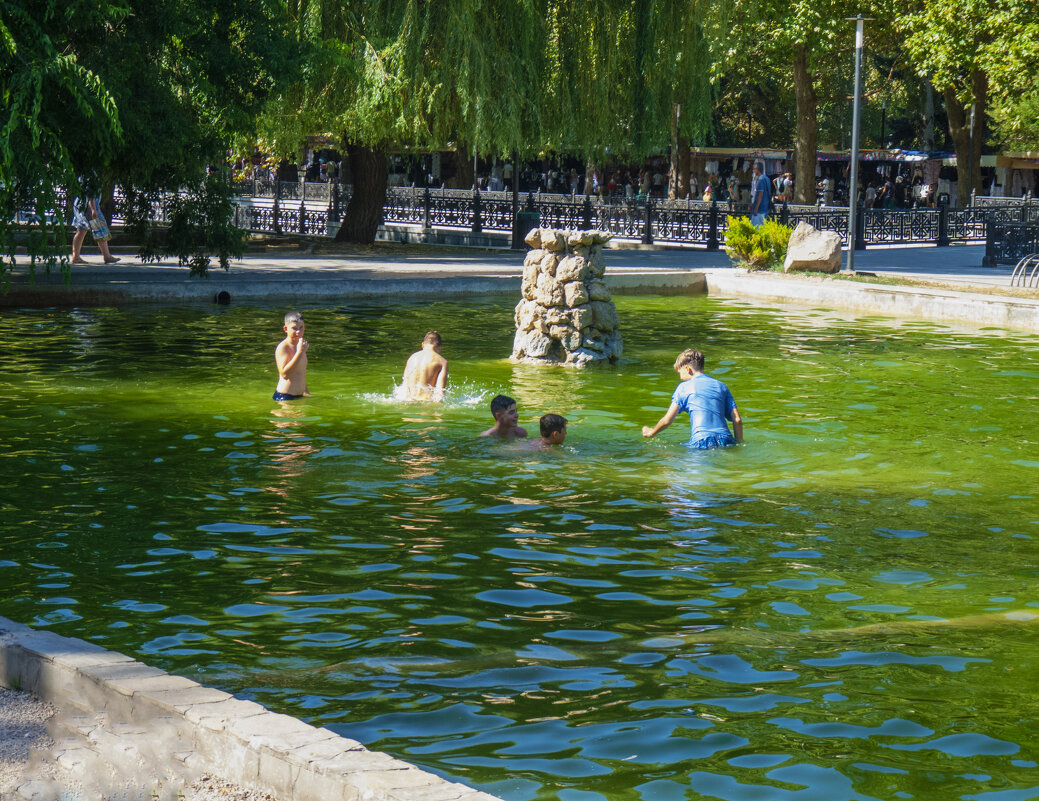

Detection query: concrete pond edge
xmin=0 ymin=617 xmax=502 ymax=801
xmin=2 ymin=262 xmax=1037 ymax=332
xmin=704 ymin=270 xmax=1039 ymax=333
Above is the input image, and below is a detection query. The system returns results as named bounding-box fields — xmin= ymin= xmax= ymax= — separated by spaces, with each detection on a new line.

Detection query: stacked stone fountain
xmin=511 ymin=228 xmax=622 ymax=367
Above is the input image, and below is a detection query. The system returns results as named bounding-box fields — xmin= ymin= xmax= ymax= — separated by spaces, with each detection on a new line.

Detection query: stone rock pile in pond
xmin=511 ymin=228 xmax=622 ymax=367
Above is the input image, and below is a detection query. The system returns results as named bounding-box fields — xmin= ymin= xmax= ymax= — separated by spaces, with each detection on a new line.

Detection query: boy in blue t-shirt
xmin=641 ymin=348 xmax=743 ymax=449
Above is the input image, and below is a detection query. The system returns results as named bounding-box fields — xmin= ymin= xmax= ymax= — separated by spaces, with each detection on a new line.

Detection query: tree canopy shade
xmin=0 ymin=0 xmax=122 ymax=280
xmin=259 ymin=0 xmax=728 ymax=242
xmin=722 ymin=0 xmax=904 ymax=204
xmin=904 ymin=0 xmax=1039 ymax=202
xmin=1 ymin=0 xmax=291 ymax=281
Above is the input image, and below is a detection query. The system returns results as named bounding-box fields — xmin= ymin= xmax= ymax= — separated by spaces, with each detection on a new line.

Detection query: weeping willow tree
xmin=1 ymin=0 xmax=291 ymax=283
xmin=261 ymin=0 xmax=728 ymax=243
xmin=0 ymin=0 xmax=123 ymax=282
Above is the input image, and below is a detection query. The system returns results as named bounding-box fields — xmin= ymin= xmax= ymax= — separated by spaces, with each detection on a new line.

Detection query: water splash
xmin=359 ymin=380 xmax=491 ymax=408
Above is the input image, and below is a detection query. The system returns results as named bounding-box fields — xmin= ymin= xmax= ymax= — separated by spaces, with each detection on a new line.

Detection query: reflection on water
xmin=1 ymin=297 xmax=1038 ymax=800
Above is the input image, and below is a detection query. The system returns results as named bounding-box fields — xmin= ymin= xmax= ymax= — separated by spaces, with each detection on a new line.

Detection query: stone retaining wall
xmin=0 ymin=617 xmax=502 ymax=801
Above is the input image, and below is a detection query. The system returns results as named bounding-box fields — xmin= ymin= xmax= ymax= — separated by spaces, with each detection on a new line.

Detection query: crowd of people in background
xmin=232 ymin=147 xmax=1031 ymax=211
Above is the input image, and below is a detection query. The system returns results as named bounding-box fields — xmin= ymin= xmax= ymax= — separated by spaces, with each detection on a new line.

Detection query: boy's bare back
xmin=401 ymin=331 xmax=448 ymax=401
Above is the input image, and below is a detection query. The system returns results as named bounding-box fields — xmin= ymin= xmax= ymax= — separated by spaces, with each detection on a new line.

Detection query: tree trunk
xmin=945 ymin=87 xmax=971 ymax=206
xmin=793 ymin=46 xmax=818 ymax=205
xmin=678 ymin=138 xmax=690 ymax=200
xmin=454 ymin=146 xmax=474 ymax=190
xmin=970 ymin=70 xmax=987 ymax=196
xmin=335 ymin=144 xmax=388 ymax=244
xmin=666 ymin=105 xmax=690 ymax=200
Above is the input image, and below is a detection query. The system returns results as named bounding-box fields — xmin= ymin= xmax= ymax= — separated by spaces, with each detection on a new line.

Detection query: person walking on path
xmin=70 ymin=196 xmax=119 ymax=264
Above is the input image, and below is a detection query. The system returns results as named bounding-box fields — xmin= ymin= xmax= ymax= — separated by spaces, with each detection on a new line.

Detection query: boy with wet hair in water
xmin=642 ymin=348 xmax=742 ymax=448
xmin=529 ymin=413 xmax=567 ymax=449
xmin=480 ymin=394 xmax=528 ymax=438
xmin=273 ymin=311 xmax=310 ymax=400
xmin=401 ymin=330 xmax=449 ymax=401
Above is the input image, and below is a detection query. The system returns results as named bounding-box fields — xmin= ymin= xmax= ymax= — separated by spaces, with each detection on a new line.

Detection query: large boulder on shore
xmin=783 ymin=221 xmax=842 ymax=274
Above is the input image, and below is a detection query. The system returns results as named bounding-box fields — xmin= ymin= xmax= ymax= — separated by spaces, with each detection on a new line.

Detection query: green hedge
xmin=725 ymin=216 xmax=793 ymax=270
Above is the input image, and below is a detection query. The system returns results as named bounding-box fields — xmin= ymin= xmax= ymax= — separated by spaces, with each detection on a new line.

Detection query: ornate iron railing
xmin=62 ymin=183 xmax=1035 ymax=253
xmin=984 ymin=221 xmax=1039 ymax=266
xmin=784 ymin=206 xmax=851 ymax=244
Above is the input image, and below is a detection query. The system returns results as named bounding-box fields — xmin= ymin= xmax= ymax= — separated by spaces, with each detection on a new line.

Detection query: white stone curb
xmin=0 ymin=617 xmax=503 ymax=801
xmin=704 ymin=271 xmax=1039 ymax=333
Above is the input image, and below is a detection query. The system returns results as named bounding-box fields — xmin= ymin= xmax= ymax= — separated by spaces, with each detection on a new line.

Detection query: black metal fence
xmin=61 ymin=181 xmax=1029 ymax=255
xmin=984 ymin=222 xmax=1039 ymax=266
xmin=226 ymin=182 xmax=1038 ymax=251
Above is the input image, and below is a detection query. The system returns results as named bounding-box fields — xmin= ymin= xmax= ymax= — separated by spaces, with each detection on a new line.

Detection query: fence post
xmin=982 ymin=223 xmax=997 ymax=267
xmin=582 ymin=196 xmax=593 ymax=230
xmin=423 ymin=188 xmax=432 ymax=231
xmin=706 ymin=199 xmax=719 ymax=251
xmin=780 ymin=200 xmax=789 ymax=227
xmin=299 ymin=200 xmax=307 ymax=234
xmin=326 ymin=188 xmax=336 ymax=231
xmin=937 ymin=203 xmax=950 ymax=247
xmin=330 ymin=181 xmax=341 ymax=223
xmin=472 ymin=188 xmax=482 ymax=234
xmin=641 ymin=198 xmax=654 ymax=245
xmin=273 ymin=179 xmax=282 ymax=236
xmin=855 ymin=203 xmax=867 ymax=250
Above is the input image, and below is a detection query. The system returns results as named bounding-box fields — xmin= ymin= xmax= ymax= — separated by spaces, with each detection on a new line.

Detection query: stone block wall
xmin=511 ymin=228 xmax=622 ymax=367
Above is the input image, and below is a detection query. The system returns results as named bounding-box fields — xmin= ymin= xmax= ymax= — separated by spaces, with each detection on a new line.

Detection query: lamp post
xmin=844 ymin=14 xmax=871 ymax=273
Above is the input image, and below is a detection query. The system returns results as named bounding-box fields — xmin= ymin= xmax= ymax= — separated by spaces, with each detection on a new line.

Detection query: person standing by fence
xmin=749 ymin=162 xmax=771 ymax=226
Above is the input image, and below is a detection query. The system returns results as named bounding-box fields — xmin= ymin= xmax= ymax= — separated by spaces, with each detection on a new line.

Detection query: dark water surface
xmin=2 ymin=296 xmax=1038 ymax=800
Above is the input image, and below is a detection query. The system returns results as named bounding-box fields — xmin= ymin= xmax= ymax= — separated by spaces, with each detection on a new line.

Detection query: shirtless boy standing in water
xmin=401 ymin=331 xmax=448 ymax=401
xmin=273 ymin=311 xmax=310 ymax=400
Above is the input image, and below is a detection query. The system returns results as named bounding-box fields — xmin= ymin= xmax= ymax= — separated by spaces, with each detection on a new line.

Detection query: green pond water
xmin=2 ymin=295 xmax=1038 ymax=801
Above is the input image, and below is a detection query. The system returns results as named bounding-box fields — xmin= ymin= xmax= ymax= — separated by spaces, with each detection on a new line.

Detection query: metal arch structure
xmin=1010 ymin=253 xmax=1039 ymax=288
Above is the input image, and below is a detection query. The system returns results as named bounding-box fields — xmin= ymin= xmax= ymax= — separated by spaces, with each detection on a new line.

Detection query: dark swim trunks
xmin=273 ymin=391 xmax=304 ymax=401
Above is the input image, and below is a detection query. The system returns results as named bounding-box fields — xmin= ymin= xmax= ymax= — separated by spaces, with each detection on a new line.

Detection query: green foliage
xmin=134 ymin=173 xmax=247 ymax=278
xmin=0 ymin=0 xmax=124 ymax=285
xmin=1 ymin=0 xmax=291 ymax=284
xmin=903 ymin=0 xmax=1039 ymax=149
xmin=261 ymin=0 xmax=728 ymax=162
xmin=725 ymin=215 xmax=791 ymax=270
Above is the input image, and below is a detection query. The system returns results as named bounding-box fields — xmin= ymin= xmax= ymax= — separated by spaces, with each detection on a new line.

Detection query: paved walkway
xmin=3 ymin=241 xmax=1019 ymax=286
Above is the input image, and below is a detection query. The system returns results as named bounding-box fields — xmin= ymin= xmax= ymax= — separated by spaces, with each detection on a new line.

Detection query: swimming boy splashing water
xmin=401 ymin=331 xmax=449 ymax=401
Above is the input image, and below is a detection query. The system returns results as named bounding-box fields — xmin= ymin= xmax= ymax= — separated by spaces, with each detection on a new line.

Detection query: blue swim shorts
xmin=688 ymin=434 xmax=736 ymax=450
xmin=273 ymin=391 xmax=304 ymax=401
